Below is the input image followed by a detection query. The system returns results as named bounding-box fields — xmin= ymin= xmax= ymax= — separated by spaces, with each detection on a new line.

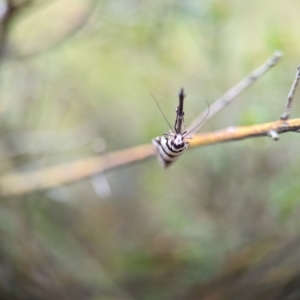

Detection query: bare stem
xmin=280 ymin=66 xmax=300 ymax=120
xmin=186 ymin=51 xmax=283 ymax=133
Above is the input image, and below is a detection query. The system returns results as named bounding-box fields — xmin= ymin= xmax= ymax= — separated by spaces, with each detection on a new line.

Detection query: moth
xmin=152 ymin=88 xmax=208 ymax=168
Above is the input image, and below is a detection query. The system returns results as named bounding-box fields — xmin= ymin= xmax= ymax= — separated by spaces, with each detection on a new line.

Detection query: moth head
xmin=172 ymin=134 xmax=188 ymax=149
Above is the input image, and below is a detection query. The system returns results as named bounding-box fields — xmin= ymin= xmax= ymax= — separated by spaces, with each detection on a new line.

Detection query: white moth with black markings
xmin=152 ymin=88 xmax=208 ymax=168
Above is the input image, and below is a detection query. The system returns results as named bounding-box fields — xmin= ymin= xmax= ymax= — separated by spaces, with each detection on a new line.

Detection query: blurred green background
xmin=1 ymin=0 xmax=300 ymax=299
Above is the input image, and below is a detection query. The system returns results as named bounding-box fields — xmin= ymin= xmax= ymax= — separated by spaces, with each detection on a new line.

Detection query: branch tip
xmin=280 ymin=66 xmax=300 ymax=120
xmin=268 ymin=130 xmax=279 ymax=141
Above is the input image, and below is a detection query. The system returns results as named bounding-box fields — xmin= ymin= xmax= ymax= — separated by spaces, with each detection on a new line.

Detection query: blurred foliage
xmin=1 ymin=0 xmax=300 ymax=299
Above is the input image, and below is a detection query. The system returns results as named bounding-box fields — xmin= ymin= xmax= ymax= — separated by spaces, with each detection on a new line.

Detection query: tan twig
xmin=186 ymin=51 xmax=282 ymax=133
xmin=0 ymin=144 xmax=155 ymax=197
xmin=1 ymin=118 xmax=300 ymax=197
xmin=189 ymin=118 xmax=300 ymax=147
xmin=280 ymin=66 xmax=300 ymax=120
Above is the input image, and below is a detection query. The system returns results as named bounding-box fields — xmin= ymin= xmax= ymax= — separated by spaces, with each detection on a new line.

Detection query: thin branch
xmin=1 ymin=117 xmax=300 ymax=197
xmin=280 ymin=66 xmax=300 ymax=120
xmin=0 ymin=143 xmax=155 ymax=197
xmin=186 ymin=51 xmax=282 ymax=133
xmin=189 ymin=118 xmax=300 ymax=147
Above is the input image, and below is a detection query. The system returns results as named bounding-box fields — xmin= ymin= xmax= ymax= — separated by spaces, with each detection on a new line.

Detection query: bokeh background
xmin=1 ymin=0 xmax=300 ymax=299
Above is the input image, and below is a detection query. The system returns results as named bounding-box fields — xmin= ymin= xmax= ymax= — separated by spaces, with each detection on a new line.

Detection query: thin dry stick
xmin=280 ymin=65 xmax=300 ymax=120
xmin=189 ymin=118 xmax=300 ymax=147
xmin=186 ymin=51 xmax=282 ymax=133
xmin=0 ymin=143 xmax=154 ymax=197
xmin=1 ymin=118 xmax=300 ymax=197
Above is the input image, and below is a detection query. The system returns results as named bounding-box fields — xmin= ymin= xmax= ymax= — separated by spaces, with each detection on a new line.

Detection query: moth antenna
xmin=184 ymin=101 xmax=210 ymax=136
xmin=150 ymin=92 xmax=174 ymax=133
xmin=163 ymin=132 xmax=174 ymax=137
